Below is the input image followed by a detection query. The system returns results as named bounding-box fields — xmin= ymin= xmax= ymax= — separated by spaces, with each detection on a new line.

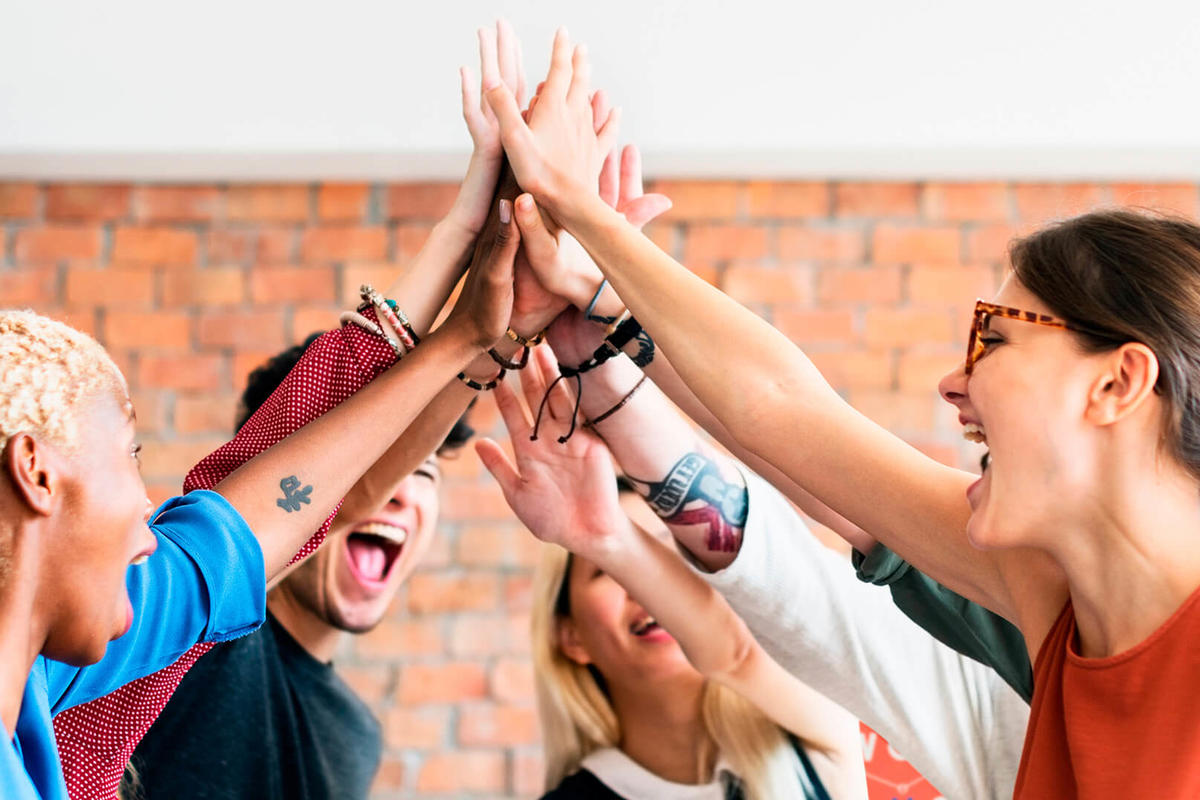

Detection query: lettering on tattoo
xmin=276 ymin=476 xmax=313 ymax=512
xmin=643 ymin=453 xmax=748 ymax=552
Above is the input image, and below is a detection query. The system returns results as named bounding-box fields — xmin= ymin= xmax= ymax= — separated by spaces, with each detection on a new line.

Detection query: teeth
xmin=354 ymin=521 xmax=408 ymax=545
xmin=962 ymin=422 xmax=987 ymax=444
xmin=631 ymin=616 xmax=657 ymax=635
xmin=130 ymin=555 xmax=149 ymax=566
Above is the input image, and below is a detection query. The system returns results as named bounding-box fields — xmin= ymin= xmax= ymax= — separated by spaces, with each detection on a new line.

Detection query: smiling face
xmin=938 ymin=277 xmax=1118 ymax=550
xmin=41 ymin=391 xmax=156 ymax=665
xmin=277 ymin=454 xmax=442 ymax=634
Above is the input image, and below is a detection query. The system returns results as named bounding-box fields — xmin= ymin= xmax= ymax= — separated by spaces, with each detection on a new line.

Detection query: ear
xmin=2 ymin=433 xmax=58 ymax=517
xmin=556 ymin=618 xmax=592 ymax=667
xmin=1085 ymin=343 xmax=1159 ymax=427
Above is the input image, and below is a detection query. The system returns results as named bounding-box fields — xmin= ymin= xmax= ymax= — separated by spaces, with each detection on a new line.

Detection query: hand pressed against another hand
xmin=476 ymin=345 xmax=628 ymax=560
xmin=484 ymin=28 xmax=620 ymax=218
xmin=444 ymin=200 xmax=521 ymax=348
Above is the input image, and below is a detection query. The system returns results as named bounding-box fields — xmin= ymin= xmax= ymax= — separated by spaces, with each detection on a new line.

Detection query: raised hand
xmin=443 ymin=200 xmax=521 ymax=348
xmin=446 ymin=19 xmax=528 ymax=237
xmin=476 ymin=345 xmax=628 ymax=560
xmin=484 ymin=28 xmax=621 ymax=220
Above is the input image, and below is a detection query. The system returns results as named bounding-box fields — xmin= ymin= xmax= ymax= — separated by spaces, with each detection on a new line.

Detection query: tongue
xmin=347 ymin=537 xmax=387 ymax=582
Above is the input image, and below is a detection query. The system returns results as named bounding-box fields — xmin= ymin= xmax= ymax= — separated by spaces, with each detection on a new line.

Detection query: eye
xmin=415 ymin=468 xmax=438 ymax=482
xmin=131 ymin=443 xmax=143 ymax=466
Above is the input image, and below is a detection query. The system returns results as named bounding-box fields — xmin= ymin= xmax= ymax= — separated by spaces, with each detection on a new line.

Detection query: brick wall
xmin=3 ymin=179 xmax=1197 ymax=798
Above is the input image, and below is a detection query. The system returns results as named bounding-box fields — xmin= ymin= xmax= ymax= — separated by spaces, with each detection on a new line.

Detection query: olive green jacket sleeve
xmin=853 ymin=544 xmax=1034 ymax=703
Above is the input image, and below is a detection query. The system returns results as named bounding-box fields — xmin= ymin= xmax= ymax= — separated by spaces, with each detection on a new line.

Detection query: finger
xmin=567 ymin=44 xmax=591 ymax=106
xmin=598 ymin=149 xmax=619 ymax=208
xmin=597 ymin=106 xmax=622 ymax=155
xmin=622 ymin=194 xmax=673 ymax=229
xmin=489 ymin=199 xmax=521 ymax=283
xmin=515 ymin=36 xmax=529 ymax=107
xmin=460 ymin=66 xmax=484 ymax=130
xmin=478 ymin=26 xmax=501 ymax=90
xmin=514 ymin=193 xmax=558 ymax=270
xmin=590 ymin=89 xmax=611 ymax=134
xmin=518 ymin=338 xmax=552 ymax=416
xmin=497 ymin=19 xmax=519 ymax=96
xmin=491 ymin=375 xmax=532 ymax=434
xmin=543 ymin=27 xmax=573 ymax=98
xmin=618 ymin=144 xmax=643 ymax=207
xmin=485 ymin=85 xmax=534 ymax=148
xmin=475 ymin=438 xmax=521 ymax=498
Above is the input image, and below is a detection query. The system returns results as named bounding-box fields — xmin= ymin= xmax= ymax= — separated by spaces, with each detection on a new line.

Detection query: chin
xmin=326 ymin=603 xmax=389 ymax=635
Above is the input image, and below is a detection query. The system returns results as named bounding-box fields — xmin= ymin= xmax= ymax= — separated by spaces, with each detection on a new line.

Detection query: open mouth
xmin=630 ymin=615 xmax=662 ymax=637
xmin=962 ymin=422 xmax=988 ymax=444
xmin=345 ymin=522 xmax=406 ymax=585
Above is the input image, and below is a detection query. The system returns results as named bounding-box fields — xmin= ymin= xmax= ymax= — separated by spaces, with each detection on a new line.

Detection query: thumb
xmin=622 ymin=193 xmax=673 ymax=229
xmin=475 ymin=438 xmax=521 ymax=499
xmin=484 ymin=84 xmax=531 ymax=146
xmin=514 ymin=193 xmax=558 ymax=269
xmin=490 ymin=198 xmax=521 ymax=277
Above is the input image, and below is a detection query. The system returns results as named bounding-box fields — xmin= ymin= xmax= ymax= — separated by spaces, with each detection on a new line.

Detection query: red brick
xmin=921 ymin=183 xmax=1011 ymax=221
xmin=720 ymin=264 xmax=813 ymax=305
xmin=41 ymin=308 xmax=98 ymax=337
xmin=806 ymin=350 xmax=893 ymax=391
xmin=1110 ymin=183 xmax=1200 ymax=218
xmin=1013 ymin=183 xmax=1108 ymax=222
xmin=334 ymin=664 xmax=391 ymax=706
xmin=371 ymin=757 xmax=406 ymax=792
xmin=774 ymin=309 xmax=856 ymax=344
xmin=872 ymin=224 xmax=960 ymax=265
xmin=0 ymin=266 xmax=58 ymax=306
xmin=649 ymin=181 xmax=740 ymax=220
xmin=864 ymin=309 xmax=954 ymax=348
xmin=355 ymin=618 xmax=445 ymax=659
xmin=683 ymin=224 xmax=769 ymax=263
xmin=395 ymin=224 xmax=435 ymax=261
xmin=0 ymin=184 xmax=39 ymax=218
xmin=746 ymin=181 xmax=828 ymax=218
xmin=65 ymin=267 xmax=153 ymax=308
xmin=908 ymin=265 xmax=998 ymax=307
xmin=45 ymin=184 xmax=130 ymax=221
xmin=290 ymin=306 xmax=339 ymax=341
xmin=341 ymin=263 xmax=400 ymax=305
xmin=513 ymin=751 xmax=547 ymax=797
xmin=490 ymin=658 xmax=535 ymax=703
xmin=386 ymin=183 xmax=459 ymax=221
xmin=16 ymin=226 xmax=101 ymax=263
xmin=128 ymin=389 xmax=169 ymax=435
xmin=965 ymin=223 xmax=1026 ymax=263
xmin=396 ymin=662 xmax=487 ymax=704
xmin=135 ymin=186 xmax=221 ymax=223
xmin=174 ymin=393 xmax=237 ymax=435
xmin=226 ymin=185 xmax=310 ymax=222
xmin=643 ymin=221 xmax=678 ymax=257
xmin=197 ymin=309 xmax=286 ymax=350
xmin=317 ymin=183 xmax=370 ymax=222
xmin=505 ymin=574 xmax=533 ymax=610
xmin=851 ymin=390 xmax=940 ymax=434
xmin=111 ymin=227 xmax=197 ymax=266
xmin=383 ymin=707 xmax=448 ymax=749
xmin=406 ymin=572 xmax=499 ymax=614
xmin=300 ymin=226 xmax=387 ymax=263
xmin=145 ymin=482 xmax=177 ymax=509
xmin=161 ymin=267 xmax=245 ymax=307
xmin=105 ymin=310 xmax=191 ymax=351
xmin=137 ymin=354 xmax=224 ymax=391
xmin=248 ymin=265 xmax=337 ymax=304
xmin=232 ymin=349 xmax=284 ymax=393
xmin=440 ymin=483 xmax=515 ymax=520
xmin=835 ymin=183 xmax=920 ymax=217
xmin=458 ymin=704 xmax=539 ymax=746
xmin=415 ymin=750 xmax=505 ymax=793
xmin=817 ymin=266 xmax=903 ymax=305
xmin=137 ymin=437 xmax=224 ymax=479
xmin=777 ymin=226 xmax=865 ymax=263
xmin=205 ymin=229 xmax=296 ymax=266
xmin=456 ymin=524 xmax=541 ymax=568
xmin=450 ymin=614 xmax=530 ymax=657
xmin=898 ymin=349 xmax=962 ymax=392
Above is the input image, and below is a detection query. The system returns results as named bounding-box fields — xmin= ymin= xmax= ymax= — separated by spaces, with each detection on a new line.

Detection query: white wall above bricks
xmin=4 ymin=0 xmax=1200 ymax=180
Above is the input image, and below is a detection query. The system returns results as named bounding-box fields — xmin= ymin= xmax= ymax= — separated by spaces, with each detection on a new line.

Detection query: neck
xmin=0 ymin=522 xmax=46 ymax=735
xmin=1054 ymin=459 xmax=1200 ymax=658
xmin=608 ymin=677 xmax=714 ymax=785
xmin=266 ymin=587 xmax=343 ymax=663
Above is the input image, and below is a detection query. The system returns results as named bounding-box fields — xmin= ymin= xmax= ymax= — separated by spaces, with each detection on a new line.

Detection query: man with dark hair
xmin=126 ymin=337 xmax=474 ymax=799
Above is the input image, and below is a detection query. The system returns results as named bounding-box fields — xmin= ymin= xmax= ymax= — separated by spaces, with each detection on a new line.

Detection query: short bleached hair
xmin=0 ymin=310 xmax=127 ymax=450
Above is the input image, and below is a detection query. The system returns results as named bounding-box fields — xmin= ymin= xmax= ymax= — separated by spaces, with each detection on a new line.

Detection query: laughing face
xmin=274 ymin=455 xmax=442 ymax=634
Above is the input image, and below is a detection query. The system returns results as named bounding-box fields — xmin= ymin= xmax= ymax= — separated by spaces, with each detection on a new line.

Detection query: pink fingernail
xmin=499 ymin=199 xmax=512 ymax=224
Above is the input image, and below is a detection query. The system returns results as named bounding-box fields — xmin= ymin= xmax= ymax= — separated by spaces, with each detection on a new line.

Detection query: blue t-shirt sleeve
xmin=45 ymin=490 xmax=266 ymax=713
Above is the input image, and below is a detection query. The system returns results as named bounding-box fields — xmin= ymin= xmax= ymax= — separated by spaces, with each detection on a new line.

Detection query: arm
xmin=475 ymin=352 xmax=864 ymax=785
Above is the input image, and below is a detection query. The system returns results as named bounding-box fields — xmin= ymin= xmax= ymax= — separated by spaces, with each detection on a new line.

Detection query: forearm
xmin=384 ymin=218 xmax=478 ymax=335
xmin=215 ymin=325 xmax=480 ymax=577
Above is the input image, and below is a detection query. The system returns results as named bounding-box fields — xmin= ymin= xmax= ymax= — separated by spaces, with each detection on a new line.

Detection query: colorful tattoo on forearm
xmin=641 ymin=453 xmax=748 ymax=552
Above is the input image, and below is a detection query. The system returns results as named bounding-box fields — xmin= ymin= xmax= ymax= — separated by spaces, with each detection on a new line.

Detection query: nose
xmin=938 ymin=360 xmax=969 ymax=407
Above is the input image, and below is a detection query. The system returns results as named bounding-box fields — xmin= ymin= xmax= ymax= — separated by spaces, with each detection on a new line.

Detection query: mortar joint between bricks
xmin=367 ymin=184 xmax=385 ymax=226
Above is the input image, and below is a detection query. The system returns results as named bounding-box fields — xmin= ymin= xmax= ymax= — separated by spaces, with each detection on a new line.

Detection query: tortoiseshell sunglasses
xmin=965 ymin=300 xmax=1114 ymax=375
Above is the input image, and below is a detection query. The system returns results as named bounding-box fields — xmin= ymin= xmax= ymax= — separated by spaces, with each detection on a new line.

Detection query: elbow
xmin=687 ymin=614 xmax=761 ymax=689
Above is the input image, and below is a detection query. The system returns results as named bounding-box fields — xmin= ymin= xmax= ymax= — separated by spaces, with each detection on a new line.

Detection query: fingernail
xmin=516 ymin=195 xmax=533 ymax=212
xmin=499 ymin=199 xmax=512 ymax=224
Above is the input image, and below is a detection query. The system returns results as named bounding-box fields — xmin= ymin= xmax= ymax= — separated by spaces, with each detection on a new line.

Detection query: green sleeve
xmin=852 ymin=543 xmax=1034 ymax=703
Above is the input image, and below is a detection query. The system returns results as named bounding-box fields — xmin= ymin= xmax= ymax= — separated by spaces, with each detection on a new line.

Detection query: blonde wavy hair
xmin=0 ymin=310 xmax=126 ymax=450
xmin=531 ymin=544 xmax=814 ymax=799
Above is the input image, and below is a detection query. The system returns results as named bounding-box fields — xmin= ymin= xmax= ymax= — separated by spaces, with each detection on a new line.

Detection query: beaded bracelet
xmin=339 ymin=310 xmax=405 ymax=359
xmin=505 ymin=327 xmax=546 ymax=348
xmin=456 ymin=366 xmax=506 ymax=391
xmin=489 ymin=345 xmax=530 ymax=370
xmin=586 ymin=375 xmax=647 ymax=428
xmin=360 ymin=284 xmax=420 ymax=353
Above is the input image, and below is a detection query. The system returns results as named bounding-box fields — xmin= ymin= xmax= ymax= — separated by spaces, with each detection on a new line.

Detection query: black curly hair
xmin=235 ymin=332 xmax=474 ymax=452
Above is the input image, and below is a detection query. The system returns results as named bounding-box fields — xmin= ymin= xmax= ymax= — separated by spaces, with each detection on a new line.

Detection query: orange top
xmin=1014 ymin=586 xmax=1200 ymax=798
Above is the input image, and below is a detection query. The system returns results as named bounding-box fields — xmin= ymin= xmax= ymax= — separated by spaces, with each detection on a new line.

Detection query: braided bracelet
xmin=586 ymin=375 xmax=647 ymax=428
xmin=489 ymin=345 xmax=530 ymax=370
xmin=456 ymin=366 xmax=506 ymax=391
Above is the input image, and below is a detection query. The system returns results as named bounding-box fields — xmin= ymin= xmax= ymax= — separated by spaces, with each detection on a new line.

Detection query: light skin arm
xmin=483 ymin=32 xmax=1050 ymax=625
xmin=475 ymin=354 xmax=862 ymax=774
xmin=216 ymin=206 xmax=520 ymax=579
